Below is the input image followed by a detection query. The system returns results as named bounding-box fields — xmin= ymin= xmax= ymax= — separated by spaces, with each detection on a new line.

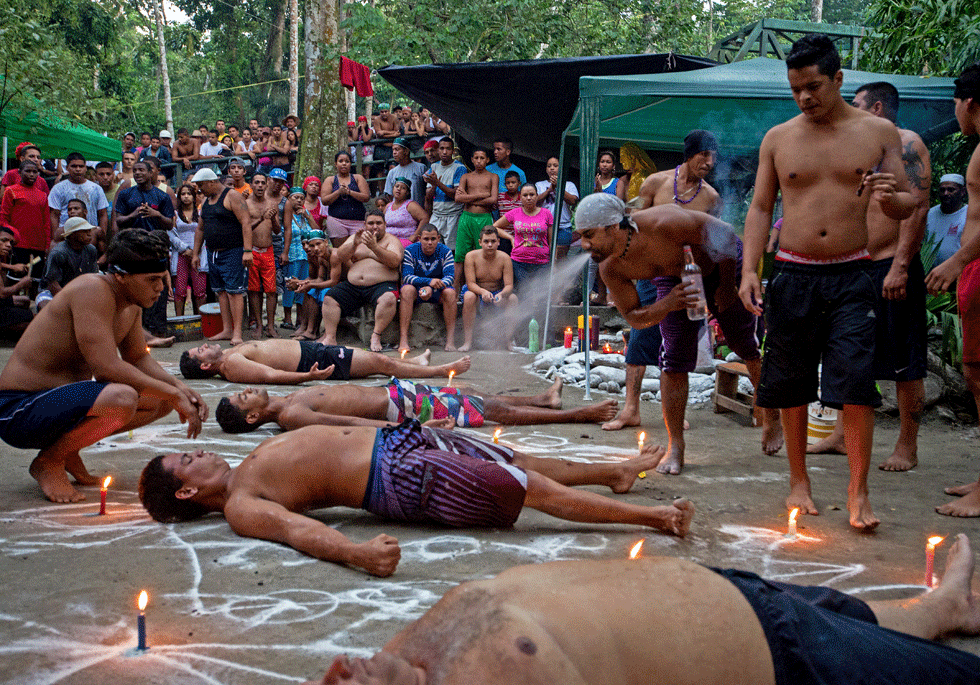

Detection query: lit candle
xmin=99 ymin=476 xmax=111 ymax=515
xmin=603 ymin=342 xmax=612 ymax=353
xmin=564 ymin=327 xmax=573 ymax=348
xmin=629 ymin=539 xmax=644 ymax=559
xmin=493 ymin=428 xmax=502 ymax=444
xmin=786 ymin=508 xmax=799 ymax=538
xmin=145 ymin=346 xmax=150 ymax=353
xmin=400 ymin=348 xmax=407 ymax=359
xmin=637 ymin=432 xmax=647 ymax=478
xmin=448 ymin=370 xmax=455 ymax=387
xmin=925 ymin=536 xmax=944 ymax=588
xmin=137 ymin=591 xmax=148 ymax=651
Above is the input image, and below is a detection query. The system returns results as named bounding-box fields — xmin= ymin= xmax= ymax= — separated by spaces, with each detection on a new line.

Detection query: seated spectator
xmin=290 ymin=230 xmax=340 ymax=340
xmin=321 ymin=150 xmax=369 ymax=247
xmin=235 ymin=128 xmax=257 ymax=166
xmin=0 ymin=225 xmax=34 ymax=338
xmin=169 ymin=182 xmax=207 ymax=316
xmin=0 ymin=160 xmax=51 ymax=280
xmin=35 ymin=217 xmax=98 ymax=311
xmin=926 ymin=173 xmax=968 ymax=263
xmin=399 ymin=224 xmax=457 ymax=351
xmin=383 ymin=137 xmax=428 ymax=206
xmin=198 ymin=130 xmax=225 ymax=160
xmin=139 ymin=132 xmax=173 ymax=167
xmin=384 ymin=177 xmax=429 ymax=246
xmin=461 ymin=227 xmax=518 ymax=351
xmin=493 ymin=182 xmax=553 ymax=292
xmin=536 ymin=155 xmax=579 ymax=261
xmin=320 ymin=209 xmax=404 ymax=352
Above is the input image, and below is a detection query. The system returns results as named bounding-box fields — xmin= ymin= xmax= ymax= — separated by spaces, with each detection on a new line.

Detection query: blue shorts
xmin=0 ymin=381 xmax=109 ymax=450
xmin=625 ymin=278 xmax=662 ymax=366
xmin=461 ymin=284 xmax=503 ymax=311
xmin=208 ymin=247 xmax=247 ymax=295
xmin=556 ymin=228 xmax=573 ymax=247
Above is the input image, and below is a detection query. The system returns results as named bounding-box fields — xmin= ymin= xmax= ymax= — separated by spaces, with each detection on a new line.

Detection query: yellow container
xmin=806 ymin=403 xmax=838 ymax=444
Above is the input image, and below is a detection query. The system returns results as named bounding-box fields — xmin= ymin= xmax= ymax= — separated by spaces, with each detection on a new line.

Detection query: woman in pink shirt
xmin=493 ymin=182 xmax=553 ymax=291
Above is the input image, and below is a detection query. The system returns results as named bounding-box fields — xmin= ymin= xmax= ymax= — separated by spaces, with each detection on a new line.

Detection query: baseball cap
xmin=159 ymin=130 xmax=173 ymax=139
xmin=192 ymin=168 xmax=219 ymax=182
xmin=62 ymin=217 xmax=96 ymax=236
xmin=423 ymin=139 xmax=439 ymax=150
xmin=227 ymin=157 xmax=245 ymax=168
xmin=392 ymin=137 xmax=410 ymax=149
xmin=269 ymin=168 xmax=288 ymax=181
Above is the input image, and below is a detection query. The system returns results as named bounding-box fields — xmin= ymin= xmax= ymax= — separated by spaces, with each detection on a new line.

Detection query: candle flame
xmin=629 ymin=539 xmax=644 ymax=559
xmin=789 ymin=508 xmax=799 ymax=525
xmin=138 ymin=590 xmax=148 ymax=611
xmin=927 ymin=535 xmax=945 ymax=547
xmin=146 ymin=346 xmax=150 ymax=353
xmin=400 ymin=349 xmax=407 ymax=359
xmin=493 ymin=428 xmax=502 ymax=440
xmin=102 ymin=476 xmax=112 ymax=490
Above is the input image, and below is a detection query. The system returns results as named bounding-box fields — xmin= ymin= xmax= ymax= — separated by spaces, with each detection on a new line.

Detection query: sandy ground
xmin=1 ymin=340 xmax=979 ymax=684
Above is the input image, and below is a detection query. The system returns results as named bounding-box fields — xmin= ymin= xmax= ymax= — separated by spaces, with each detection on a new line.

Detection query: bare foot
xmin=146 ymin=335 xmax=175 ymax=348
xmin=937 ymin=489 xmax=980 ymax=518
xmin=458 ymin=342 xmax=472 ymax=352
xmin=370 ymin=332 xmax=384 ymax=352
xmin=398 ymin=340 xmax=411 ymax=354
xmin=207 ymin=331 xmax=234 ymax=341
xmin=444 ymin=356 xmax=472 ymax=377
xmin=932 ymin=534 xmax=980 ymax=636
xmin=805 ymin=434 xmax=846 ymax=454
xmin=879 ymin=444 xmax=917 ymax=472
xmin=290 ymin=330 xmax=308 ymax=339
xmin=601 ymin=407 xmax=640 ymax=431
xmin=945 ymin=481 xmax=980 ymax=497
xmin=444 ymin=341 xmax=456 ymax=352
xmin=230 ymin=337 xmax=245 ymax=346
xmin=655 ymin=442 xmax=684 ymax=475
xmin=265 ymin=325 xmax=278 ymax=339
xmin=64 ymin=451 xmax=99 ymax=485
xmin=543 ymin=377 xmax=563 ymax=409
xmin=30 ymin=454 xmax=85 ymax=503
xmin=848 ymin=491 xmax=880 ymax=531
xmin=611 ymin=445 xmax=665 ymax=493
xmin=655 ymin=498 xmax=694 ymax=537
xmin=410 ymin=349 xmax=432 ymax=366
xmin=761 ymin=410 xmax=784 ymax=456
xmin=786 ymin=481 xmax=818 ymax=515
xmin=250 ymin=328 xmax=263 ymax=340
xmin=581 ymin=399 xmax=619 ymax=423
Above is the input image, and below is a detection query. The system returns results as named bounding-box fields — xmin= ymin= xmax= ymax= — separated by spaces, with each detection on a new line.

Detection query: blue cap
xmin=269 ymin=168 xmax=288 ymax=181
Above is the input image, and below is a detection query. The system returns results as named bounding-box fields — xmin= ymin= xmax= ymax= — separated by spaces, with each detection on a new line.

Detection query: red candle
xmin=564 ymin=327 xmax=573 ymax=348
xmin=99 ymin=476 xmax=111 ymax=515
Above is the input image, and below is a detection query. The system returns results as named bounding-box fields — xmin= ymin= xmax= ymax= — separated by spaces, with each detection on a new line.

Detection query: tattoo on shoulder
xmin=902 ymin=141 xmax=929 ymax=190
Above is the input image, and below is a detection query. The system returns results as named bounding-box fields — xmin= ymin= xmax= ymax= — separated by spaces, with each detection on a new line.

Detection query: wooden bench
xmin=713 ymin=361 xmax=760 ymax=425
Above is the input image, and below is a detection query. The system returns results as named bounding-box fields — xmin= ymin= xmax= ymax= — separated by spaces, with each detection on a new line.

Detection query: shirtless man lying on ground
xmin=306 ymin=534 xmax=980 ymax=685
xmin=179 ymin=340 xmax=471 ymax=384
xmin=0 ymin=230 xmax=207 ymax=502
xmin=215 ymin=377 xmax=618 ymax=432
xmin=139 ymin=421 xmax=691 ymax=576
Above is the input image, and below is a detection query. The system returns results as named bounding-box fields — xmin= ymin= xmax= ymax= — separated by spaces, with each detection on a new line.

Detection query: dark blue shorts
xmin=870 ymin=255 xmax=927 ymax=382
xmin=326 ymin=280 xmax=398 ymax=317
xmin=715 ymin=567 xmax=980 ymax=685
xmin=625 ymin=278 xmax=662 ymax=366
xmin=757 ymin=260 xmax=880 ymax=409
xmin=0 ymin=381 xmax=109 ymax=450
xmin=208 ymin=247 xmax=247 ymax=295
xmin=295 ymin=341 xmax=353 ymax=379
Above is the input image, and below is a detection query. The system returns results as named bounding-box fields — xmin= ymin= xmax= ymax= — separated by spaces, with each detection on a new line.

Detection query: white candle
xmin=925 ymin=536 xmax=944 ymax=588
xmin=786 ymin=508 xmax=799 ymax=537
xmin=637 ymin=432 xmax=646 ymax=478
xmin=448 ymin=370 xmax=455 ymax=387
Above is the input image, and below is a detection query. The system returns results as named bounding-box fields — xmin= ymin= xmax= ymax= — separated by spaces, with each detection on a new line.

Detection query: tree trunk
xmin=289 ymin=0 xmax=299 ymax=116
xmin=152 ymin=0 xmax=173 ymax=133
xmin=297 ymin=0 xmax=346 ymax=179
xmin=811 ymin=0 xmax=823 ymax=23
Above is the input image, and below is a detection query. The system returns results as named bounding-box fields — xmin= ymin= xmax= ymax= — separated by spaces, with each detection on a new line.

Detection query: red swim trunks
xmin=958 ymin=257 xmax=980 ymax=364
xmin=247 ymin=247 xmax=277 ymax=293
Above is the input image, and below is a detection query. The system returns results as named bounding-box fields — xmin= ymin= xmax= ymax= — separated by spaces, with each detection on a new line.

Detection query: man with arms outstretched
xmin=139 ymin=421 xmax=692 ymax=576
xmin=180 ymin=340 xmax=471 ymax=384
xmin=574 ymin=193 xmax=768 ymax=475
xmin=214 ymin=377 xmax=618 ymax=432
xmin=808 ymin=81 xmax=932 ymax=472
xmin=306 ymin=535 xmax=980 ymax=685
xmin=0 ymin=230 xmax=206 ymax=503
xmin=739 ymin=35 xmax=914 ymax=530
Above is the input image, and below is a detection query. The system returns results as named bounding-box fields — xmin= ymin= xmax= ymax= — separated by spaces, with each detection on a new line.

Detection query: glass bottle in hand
xmin=683 ymin=245 xmax=709 ymax=321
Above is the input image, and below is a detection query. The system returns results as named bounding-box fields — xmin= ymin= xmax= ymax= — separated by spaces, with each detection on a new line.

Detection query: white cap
xmin=62 ymin=217 xmax=95 ymax=236
xmin=940 ymin=173 xmax=966 ymax=186
xmin=192 ymin=168 xmax=219 ymax=182
xmin=159 ymin=130 xmax=173 ymax=139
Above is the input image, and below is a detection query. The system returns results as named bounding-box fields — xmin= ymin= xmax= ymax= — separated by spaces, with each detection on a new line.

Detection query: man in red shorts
xmin=927 ymin=64 xmax=980 ymax=516
xmin=245 ymin=173 xmax=281 ymax=338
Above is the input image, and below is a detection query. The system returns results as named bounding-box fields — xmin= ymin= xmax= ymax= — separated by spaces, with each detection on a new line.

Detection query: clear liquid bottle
xmin=528 ymin=318 xmax=540 ymax=353
xmin=683 ymin=245 xmax=709 ymax=321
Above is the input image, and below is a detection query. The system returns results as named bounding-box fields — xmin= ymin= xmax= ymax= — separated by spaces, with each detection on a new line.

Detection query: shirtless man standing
xmin=453 ymin=148 xmax=499 ymax=288
xmin=0 ymin=230 xmax=206 ymax=502
xmin=214 ymin=377 xmax=617 ymax=432
xmin=321 ymin=209 xmax=403 ymax=352
xmin=738 ymin=35 xmax=914 ymax=530
xmin=926 ymin=65 xmax=980 ymax=517
xmin=461 ymin=227 xmax=519 ymax=351
xmin=602 ymin=129 xmax=784 ymax=465
xmin=179 ymin=339 xmax=471 ymax=384
xmin=245 ymin=173 xmax=281 ymax=339
xmin=172 ymin=128 xmax=199 ymax=172
xmin=305 ymin=535 xmax=980 ymax=684
xmin=808 ymin=82 xmax=932 ymax=472
xmin=138 ymin=422 xmax=691 ymax=575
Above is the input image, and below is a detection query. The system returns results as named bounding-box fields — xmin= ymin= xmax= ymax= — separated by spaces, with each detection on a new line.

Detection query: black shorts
xmin=325 ymin=280 xmax=398 ymax=318
xmin=757 ymin=260 xmax=880 ymax=409
xmin=870 ymin=255 xmax=927 ymax=382
xmin=714 ymin=567 xmax=980 ymax=685
xmin=295 ymin=341 xmax=354 ymax=379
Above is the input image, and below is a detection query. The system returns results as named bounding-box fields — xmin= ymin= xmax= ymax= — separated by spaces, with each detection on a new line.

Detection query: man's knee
xmin=463 ymin=291 xmax=477 ymax=305
xmin=400 ymin=284 xmax=417 ymax=302
xmin=441 ymin=288 xmax=457 ymax=304
xmin=98 ymin=383 xmax=140 ymax=408
xmin=376 ymin=292 xmax=397 ymax=309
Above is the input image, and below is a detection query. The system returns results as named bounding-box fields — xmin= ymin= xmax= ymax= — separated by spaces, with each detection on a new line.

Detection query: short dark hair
xmin=177 ymin=127 xmax=189 ymax=135
xmin=215 ymin=397 xmax=259 ymax=433
xmin=143 ymin=156 xmax=161 ymax=172
xmin=856 ymin=81 xmax=900 ymax=122
xmin=504 ymin=170 xmax=521 ymax=181
xmin=67 ymin=198 xmax=87 ymax=211
xmin=96 ymin=161 xmax=114 ymax=171
xmin=20 ymin=145 xmax=40 ymax=157
xmin=19 ymin=160 xmax=39 ymax=172
xmin=139 ymin=454 xmax=209 ymax=523
xmin=334 ymin=150 xmax=352 ymax=163
xmin=481 ymin=226 xmax=497 ymax=238
xmin=493 ymin=137 xmax=513 ymax=151
xmin=179 ymin=349 xmax=217 ymax=379
xmin=106 ymin=229 xmax=169 ymax=268
xmin=955 ymin=64 xmax=980 ymax=101
xmin=365 ymin=207 xmax=385 ymax=220
xmin=786 ymin=34 xmax=841 ymax=77
xmin=251 ymin=172 xmax=267 ymax=181
xmin=65 ymin=152 xmax=86 ymax=164
xmin=209 ymin=129 xmax=219 ymax=135
xmin=472 ymin=147 xmax=490 ymax=158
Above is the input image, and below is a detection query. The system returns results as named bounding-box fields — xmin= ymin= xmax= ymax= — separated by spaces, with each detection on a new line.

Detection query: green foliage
xmin=920 ymin=232 xmax=963 ymax=368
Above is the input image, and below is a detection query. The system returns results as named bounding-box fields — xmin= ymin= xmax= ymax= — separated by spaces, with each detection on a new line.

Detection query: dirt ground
xmin=1 ymin=340 xmax=978 ymax=684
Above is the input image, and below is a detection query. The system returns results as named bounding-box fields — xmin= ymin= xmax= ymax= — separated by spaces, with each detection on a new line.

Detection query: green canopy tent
xmin=551 ymin=57 xmax=957 ymax=395
xmin=1 ymin=99 xmax=121 ymax=171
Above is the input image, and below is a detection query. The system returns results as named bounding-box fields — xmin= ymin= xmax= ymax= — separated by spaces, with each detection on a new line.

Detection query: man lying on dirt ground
xmin=179 ymin=339 xmax=471 ymax=384
xmin=215 ymin=377 xmax=618 ymax=432
xmin=304 ymin=534 xmax=980 ymax=685
xmin=139 ymin=420 xmax=692 ymax=576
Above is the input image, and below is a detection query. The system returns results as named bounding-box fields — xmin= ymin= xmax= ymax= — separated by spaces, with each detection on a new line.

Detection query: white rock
xmin=738 ymin=377 xmax=754 ymax=396
xmin=688 ymin=373 xmax=715 ymax=394
xmin=641 ymin=379 xmax=660 ymax=393
xmin=694 ymin=364 xmax=717 ymax=375
xmin=643 ymin=366 xmax=661 ymax=379
xmin=640 ymin=392 xmax=656 ymax=401
xmin=558 ymin=363 xmax=586 ymax=382
xmin=607 ymin=381 xmax=620 ymax=394
xmin=598 ymin=381 xmax=610 ymax=392
xmin=592 ymin=366 xmax=627 ymax=385
xmin=726 ymin=351 xmax=743 ymax=363
xmin=533 ymin=346 xmax=574 ymax=370
xmin=565 ymin=352 xmax=587 ymax=365
xmin=589 ymin=375 xmax=602 ymax=388
xmin=589 ymin=353 xmax=627 ymax=369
